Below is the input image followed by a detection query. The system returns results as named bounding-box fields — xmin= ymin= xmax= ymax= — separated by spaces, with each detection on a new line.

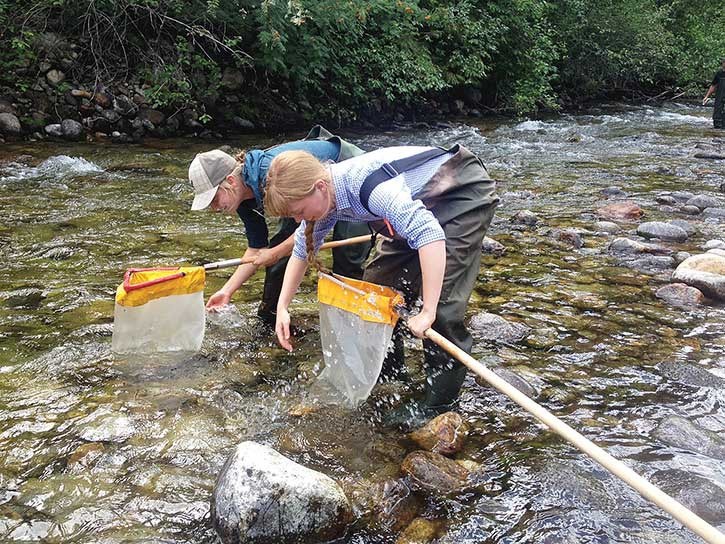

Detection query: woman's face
xmin=209 ymin=177 xmax=244 ymax=213
xmin=287 ymin=180 xmax=332 ymax=223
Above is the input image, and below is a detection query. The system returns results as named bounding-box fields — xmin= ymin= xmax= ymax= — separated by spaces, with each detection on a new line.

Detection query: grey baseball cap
xmin=188 ymin=150 xmax=237 ymax=210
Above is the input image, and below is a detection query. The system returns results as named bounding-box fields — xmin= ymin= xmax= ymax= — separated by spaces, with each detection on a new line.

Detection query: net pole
xmin=424 ymin=327 xmax=725 ymax=544
xmin=203 ymin=235 xmax=376 ymax=271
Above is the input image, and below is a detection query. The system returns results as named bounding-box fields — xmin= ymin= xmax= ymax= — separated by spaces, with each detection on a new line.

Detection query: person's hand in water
xmin=275 ymin=307 xmax=293 ymax=351
xmin=206 ymin=290 xmax=231 ymax=311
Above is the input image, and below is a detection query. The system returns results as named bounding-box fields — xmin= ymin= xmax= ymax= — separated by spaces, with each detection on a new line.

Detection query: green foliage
xmin=143 ymin=36 xmax=223 ymax=109
xmin=0 ymin=0 xmax=723 ymax=120
xmin=551 ymin=0 xmax=680 ymax=100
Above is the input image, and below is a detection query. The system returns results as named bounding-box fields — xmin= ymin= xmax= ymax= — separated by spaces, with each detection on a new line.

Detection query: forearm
xmin=219 ymin=248 xmax=260 ymax=296
xmin=277 ymin=256 xmax=309 ymax=312
xmin=704 ymin=85 xmax=716 ymax=99
xmin=273 ymin=233 xmax=296 ymax=260
xmin=418 ymin=240 xmax=446 ymax=314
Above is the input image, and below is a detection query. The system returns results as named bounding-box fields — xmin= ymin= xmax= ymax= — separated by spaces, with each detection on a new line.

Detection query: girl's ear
xmin=226 ymin=173 xmax=237 ymax=186
xmin=315 ymin=178 xmax=328 ymax=192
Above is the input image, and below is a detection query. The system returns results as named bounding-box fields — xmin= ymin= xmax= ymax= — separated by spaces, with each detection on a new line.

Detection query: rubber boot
xmin=422 ymin=356 xmax=467 ymax=409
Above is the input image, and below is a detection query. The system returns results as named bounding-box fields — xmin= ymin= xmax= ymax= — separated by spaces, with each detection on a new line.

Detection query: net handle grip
xmin=203 ymin=234 xmax=376 ymax=271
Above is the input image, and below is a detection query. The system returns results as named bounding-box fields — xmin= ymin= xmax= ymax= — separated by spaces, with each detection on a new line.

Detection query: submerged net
xmin=112 ymin=266 xmax=206 ymax=354
xmin=315 ymin=273 xmax=403 ymax=407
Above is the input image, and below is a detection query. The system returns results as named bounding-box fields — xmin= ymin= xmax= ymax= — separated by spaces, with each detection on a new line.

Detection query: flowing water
xmin=1 ymin=103 xmax=724 ymax=543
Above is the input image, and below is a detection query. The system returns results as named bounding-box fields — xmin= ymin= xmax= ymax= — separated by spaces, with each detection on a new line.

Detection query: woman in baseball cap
xmin=188 ymin=126 xmax=372 ymax=323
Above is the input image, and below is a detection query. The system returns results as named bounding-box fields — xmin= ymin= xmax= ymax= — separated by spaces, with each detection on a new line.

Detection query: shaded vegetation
xmin=0 ymin=0 xmax=724 ymax=124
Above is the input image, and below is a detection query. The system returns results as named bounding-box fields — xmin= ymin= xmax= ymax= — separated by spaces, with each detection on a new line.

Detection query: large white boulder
xmin=672 ymin=254 xmax=725 ymax=300
xmin=212 ymin=441 xmax=352 ymax=544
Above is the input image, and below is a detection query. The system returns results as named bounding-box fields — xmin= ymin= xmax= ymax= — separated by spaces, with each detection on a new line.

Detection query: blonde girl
xmin=265 ymin=144 xmax=499 ymax=421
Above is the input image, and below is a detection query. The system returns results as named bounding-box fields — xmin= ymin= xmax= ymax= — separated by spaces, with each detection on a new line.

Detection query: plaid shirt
xmin=292 ymin=146 xmax=453 ymax=261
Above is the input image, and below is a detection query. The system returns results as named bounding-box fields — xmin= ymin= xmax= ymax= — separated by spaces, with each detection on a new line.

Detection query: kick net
xmin=112 ymin=266 xmax=206 ymax=354
xmin=314 ymin=273 xmax=403 ymax=407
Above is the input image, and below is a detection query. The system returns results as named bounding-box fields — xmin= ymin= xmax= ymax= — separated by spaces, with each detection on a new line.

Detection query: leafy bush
xmin=0 ymin=0 xmax=723 ymax=121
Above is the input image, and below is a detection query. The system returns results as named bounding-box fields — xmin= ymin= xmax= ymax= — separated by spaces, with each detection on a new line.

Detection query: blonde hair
xmin=265 ymin=150 xmax=331 ymax=268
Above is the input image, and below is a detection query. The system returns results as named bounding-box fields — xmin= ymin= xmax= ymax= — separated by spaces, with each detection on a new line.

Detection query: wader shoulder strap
xmin=359 ymin=147 xmax=449 ymax=213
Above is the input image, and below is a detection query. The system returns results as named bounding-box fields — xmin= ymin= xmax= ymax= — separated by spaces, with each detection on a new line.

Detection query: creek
xmin=1 ymin=103 xmax=724 ymax=542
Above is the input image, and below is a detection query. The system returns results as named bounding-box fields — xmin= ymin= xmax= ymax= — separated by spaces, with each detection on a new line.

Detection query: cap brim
xmin=191 ymin=187 xmax=219 ymax=211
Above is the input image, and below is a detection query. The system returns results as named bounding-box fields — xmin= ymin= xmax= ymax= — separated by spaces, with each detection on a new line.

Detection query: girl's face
xmin=287 ymin=179 xmax=333 ymax=222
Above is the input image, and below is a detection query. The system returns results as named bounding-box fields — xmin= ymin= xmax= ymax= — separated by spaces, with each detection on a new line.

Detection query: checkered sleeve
xmin=291 ymin=216 xmax=337 ymax=261
xmin=366 ymin=176 xmax=445 ymax=249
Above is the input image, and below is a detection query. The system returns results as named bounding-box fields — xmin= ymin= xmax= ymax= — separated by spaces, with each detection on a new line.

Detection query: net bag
xmin=316 ymin=273 xmax=404 ymax=407
xmin=112 ymin=266 xmax=206 ymax=354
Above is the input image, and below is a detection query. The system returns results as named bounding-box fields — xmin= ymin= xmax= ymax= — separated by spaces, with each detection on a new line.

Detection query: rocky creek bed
xmin=0 ymin=103 xmax=724 ymax=543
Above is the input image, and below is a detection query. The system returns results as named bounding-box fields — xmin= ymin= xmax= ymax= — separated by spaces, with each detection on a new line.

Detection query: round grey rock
xmin=703 ymin=207 xmax=725 ymax=219
xmin=680 ymin=205 xmax=701 ymax=215
xmin=594 ymin=221 xmax=621 ymax=234
xmin=481 ymin=237 xmax=506 ymax=255
xmin=0 ymin=112 xmax=21 ymax=135
xmin=704 ymin=240 xmax=725 ymax=250
xmin=672 ymin=191 xmax=695 ymax=202
xmin=44 ymin=123 xmax=63 ymax=138
xmin=469 ymin=312 xmax=531 ymax=343
xmin=61 ymin=119 xmax=84 ymax=140
xmin=686 ymin=195 xmax=721 ymax=210
xmin=636 ymin=221 xmax=688 ymax=242
xmin=656 ymin=195 xmax=677 ymax=205
xmin=668 ymin=219 xmax=696 ymax=236
xmin=608 ymin=237 xmax=671 ymax=255
xmin=510 ymin=210 xmax=539 ymax=226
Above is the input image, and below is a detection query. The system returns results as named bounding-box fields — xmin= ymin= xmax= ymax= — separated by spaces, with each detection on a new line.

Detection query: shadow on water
xmin=0 ymin=104 xmax=724 ymax=542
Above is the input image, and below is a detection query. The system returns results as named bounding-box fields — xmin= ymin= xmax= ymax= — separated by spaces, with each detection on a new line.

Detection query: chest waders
xmin=360 ymin=145 xmax=500 ymax=413
xmin=258 ymin=126 xmax=372 ymax=323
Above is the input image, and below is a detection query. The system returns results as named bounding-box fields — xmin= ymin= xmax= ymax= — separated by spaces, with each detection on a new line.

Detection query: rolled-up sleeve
xmin=367 ymin=177 xmax=445 ymax=249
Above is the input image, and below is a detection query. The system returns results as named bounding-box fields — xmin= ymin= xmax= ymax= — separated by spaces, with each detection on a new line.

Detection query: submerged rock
xmin=636 ymin=221 xmax=688 ymax=242
xmin=401 ymin=451 xmax=470 ymax=494
xmin=703 ymin=207 xmax=725 ymax=220
xmin=409 ymin=412 xmax=469 ymax=456
xmin=657 ymin=361 xmax=725 ymax=388
xmin=608 ymin=238 xmax=671 ymax=255
xmin=481 ymin=236 xmax=506 ymax=256
xmin=651 ymin=469 xmax=725 ymax=524
xmin=350 ymin=478 xmax=422 ymax=532
xmin=212 ymin=441 xmax=352 ymax=544
xmin=482 ymin=367 xmax=538 ymax=399
xmin=396 ymin=517 xmax=442 ymax=544
xmin=551 ymin=228 xmax=584 ymax=248
xmin=510 ymin=210 xmax=539 ymax=226
xmin=653 ymin=415 xmax=725 ymax=460
xmin=594 ymin=221 xmax=621 ymax=234
xmin=672 ymin=254 xmax=725 ymax=300
xmin=671 ymin=191 xmax=695 ymax=202
xmin=686 ymin=195 xmax=721 ymax=210
xmin=600 ymin=186 xmax=627 ymax=198
xmin=469 ymin=312 xmax=531 ymax=343
xmin=1 ymin=288 xmax=45 ymax=309
xmin=596 ymin=201 xmax=643 ymax=220
xmin=621 ymin=255 xmax=676 ymax=273
xmin=654 ymin=283 xmax=704 ymax=307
